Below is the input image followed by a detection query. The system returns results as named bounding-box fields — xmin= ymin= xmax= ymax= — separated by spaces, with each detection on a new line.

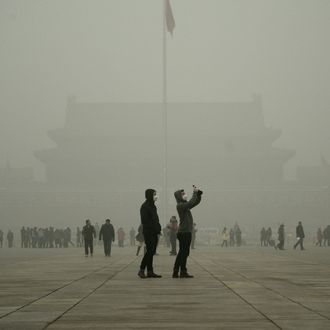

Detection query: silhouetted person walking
xmin=138 ymin=189 xmax=162 ymax=279
xmin=99 ymin=219 xmax=115 ymax=256
xmin=275 ymin=224 xmax=285 ymax=250
xmin=169 ymin=216 xmax=178 ymax=255
xmin=82 ymin=219 xmax=96 ymax=256
xmin=294 ymin=221 xmax=305 ymax=250
xmin=235 ymin=224 xmax=242 ymax=247
xmin=221 ymin=227 xmax=229 ymax=247
xmin=266 ymin=227 xmax=272 ymax=246
xmin=117 ymin=228 xmax=125 ymax=247
xmin=260 ymin=227 xmax=266 ymax=246
xmin=136 ymin=224 xmax=145 ymax=256
xmin=0 ymin=230 xmax=3 ymax=248
xmin=173 ymin=186 xmax=202 ymax=278
xmin=129 ymin=227 xmax=136 ymax=246
xmin=316 ymin=228 xmax=323 ymax=247
xmin=7 ymin=230 xmax=14 ymax=248
xmin=324 ymin=225 xmax=330 ymax=247
xmin=229 ymin=228 xmax=235 ymax=246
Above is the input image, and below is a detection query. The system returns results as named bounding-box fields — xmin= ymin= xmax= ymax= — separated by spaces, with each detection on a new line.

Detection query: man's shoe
xmin=180 ymin=272 xmax=194 ymax=278
xmin=172 ymin=271 xmax=179 ymax=278
xmin=147 ymin=272 xmax=162 ymax=278
xmin=138 ymin=270 xmax=147 ymax=279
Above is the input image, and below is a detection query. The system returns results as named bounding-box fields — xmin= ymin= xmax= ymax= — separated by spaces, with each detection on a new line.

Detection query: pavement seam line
xmin=212 ymin=259 xmax=330 ymax=321
xmin=0 ymin=256 xmax=124 ymax=320
xmin=191 ymin=257 xmax=283 ymax=330
xmin=42 ymin=256 xmax=137 ymax=329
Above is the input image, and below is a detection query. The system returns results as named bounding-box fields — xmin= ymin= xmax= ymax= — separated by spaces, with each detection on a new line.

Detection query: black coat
xmin=296 ymin=224 xmax=305 ymax=238
xmin=82 ymin=225 xmax=96 ymax=240
xmin=278 ymin=226 xmax=285 ymax=241
xmin=99 ymin=223 xmax=115 ymax=241
xmin=140 ymin=189 xmax=161 ymax=236
xmin=135 ymin=224 xmax=144 ymax=242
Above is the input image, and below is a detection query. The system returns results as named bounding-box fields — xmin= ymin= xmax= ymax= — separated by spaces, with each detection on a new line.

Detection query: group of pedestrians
xmin=21 ymin=226 xmax=74 ymax=248
xmin=260 ymin=227 xmax=274 ymax=247
xmin=220 ymin=224 xmax=242 ymax=247
xmin=316 ymin=226 xmax=330 ymax=247
xmin=0 ymin=229 xmax=14 ymax=248
xmin=260 ymin=221 xmax=307 ymax=251
xmin=0 ymin=227 xmax=75 ymax=249
xmin=82 ymin=219 xmax=116 ymax=257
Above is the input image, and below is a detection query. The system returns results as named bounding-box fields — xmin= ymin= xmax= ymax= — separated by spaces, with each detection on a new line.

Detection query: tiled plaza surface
xmin=0 ymin=244 xmax=329 ymax=329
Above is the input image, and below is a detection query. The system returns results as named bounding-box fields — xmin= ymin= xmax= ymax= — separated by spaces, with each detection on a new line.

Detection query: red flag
xmin=165 ymin=0 xmax=175 ymax=35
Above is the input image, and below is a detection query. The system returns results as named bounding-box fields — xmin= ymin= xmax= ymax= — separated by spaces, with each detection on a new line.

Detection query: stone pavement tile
xmin=47 ymin=320 xmax=279 ymax=329
xmin=0 ymin=320 xmax=47 ymax=330
xmin=1 ymin=310 xmax=60 ymax=322
xmin=59 ymin=309 xmax=265 ymax=323
xmin=1 ymin=246 xmax=330 ymax=330
xmin=275 ymin=319 xmax=330 ymax=330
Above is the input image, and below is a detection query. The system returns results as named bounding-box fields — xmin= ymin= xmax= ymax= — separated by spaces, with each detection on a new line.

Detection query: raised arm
xmin=177 ymin=191 xmax=201 ymax=211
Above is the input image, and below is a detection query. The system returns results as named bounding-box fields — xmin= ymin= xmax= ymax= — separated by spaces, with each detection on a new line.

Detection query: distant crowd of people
xmin=259 ymin=221 xmax=330 ymax=251
xmin=161 ymin=216 xmax=197 ymax=256
xmin=0 ymin=229 xmax=14 ymax=248
xmin=315 ymin=225 xmax=330 ymax=247
xmin=220 ymin=224 xmax=243 ymax=247
xmin=2 ymin=221 xmax=329 ymax=253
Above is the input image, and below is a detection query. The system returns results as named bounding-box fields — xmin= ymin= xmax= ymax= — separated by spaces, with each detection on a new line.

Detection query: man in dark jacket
xmin=99 ymin=219 xmax=115 ymax=256
xmin=138 ymin=189 xmax=162 ymax=279
xmin=275 ymin=224 xmax=285 ymax=250
xmin=82 ymin=219 xmax=96 ymax=256
xmin=294 ymin=221 xmax=305 ymax=250
xmin=173 ymin=186 xmax=202 ymax=278
xmin=7 ymin=230 xmax=14 ymax=248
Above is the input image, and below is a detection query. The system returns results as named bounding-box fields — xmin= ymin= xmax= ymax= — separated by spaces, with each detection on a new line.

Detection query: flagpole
xmin=162 ymin=0 xmax=168 ymax=225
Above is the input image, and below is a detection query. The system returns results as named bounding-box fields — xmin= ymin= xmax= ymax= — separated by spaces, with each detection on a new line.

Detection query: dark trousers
xmin=170 ymin=233 xmax=177 ymax=253
xmin=221 ymin=240 xmax=228 ymax=247
xmin=277 ymin=239 xmax=284 ymax=250
xmin=84 ymin=239 xmax=93 ymax=255
xmin=174 ymin=232 xmax=192 ymax=273
xmin=140 ymin=232 xmax=158 ymax=272
xmin=103 ymin=239 xmax=112 ymax=256
xmin=294 ymin=238 xmax=304 ymax=250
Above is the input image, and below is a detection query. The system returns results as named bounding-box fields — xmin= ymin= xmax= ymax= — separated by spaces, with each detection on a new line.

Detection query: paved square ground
xmin=0 ymin=244 xmax=329 ymax=329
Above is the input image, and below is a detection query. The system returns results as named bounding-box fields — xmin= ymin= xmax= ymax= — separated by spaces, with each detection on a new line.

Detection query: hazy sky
xmin=1 ymin=0 xmax=329 ymax=180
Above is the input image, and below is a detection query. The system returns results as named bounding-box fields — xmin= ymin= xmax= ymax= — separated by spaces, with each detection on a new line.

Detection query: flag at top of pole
xmin=165 ymin=0 xmax=175 ymax=35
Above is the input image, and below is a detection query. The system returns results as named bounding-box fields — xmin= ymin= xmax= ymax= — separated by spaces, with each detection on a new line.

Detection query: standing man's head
xmin=86 ymin=219 xmax=90 ymax=225
xmin=145 ymin=189 xmax=157 ymax=203
xmin=106 ymin=219 xmax=110 ymax=224
xmin=298 ymin=221 xmax=302 ymax=225
xmin=174 ymin=189 xmax=187 ymax=202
